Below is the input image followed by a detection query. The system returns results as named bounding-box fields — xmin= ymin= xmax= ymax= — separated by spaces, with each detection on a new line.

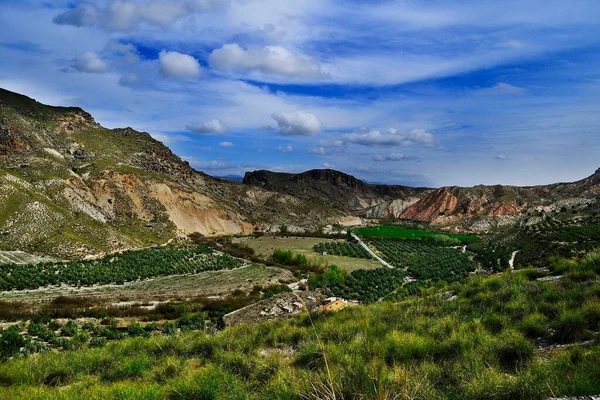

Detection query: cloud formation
xmin=345 ymin=129 xmax=436 ymax=147
xmin=71 ymin=52 xmax=110 ymax=74
xmin=308 ymin=147 xmax=328 ymax=156
xmin=53 ymin=1 xmax=228 ymax=31
xmin=53 ymin=3 xmax=101 ymax=27
xmin=187 ymin=119 xmax=228 ymax=134
xmin=159 ymin=50 xmax=202 ymax=79
xmin=373 ymin=153 xmax=419 ymax=162
xmin=278 ymin=145 xmax=294 ymax=153
xmin=219 ymin=141 xmax=234 ymax=148
xmin=479 ymin=82 xmax=527 ymax=96
xmin=271 ymin=111 xmax=322 ymax=136
xmin=209 ymin=44 xmax=329 ymax=80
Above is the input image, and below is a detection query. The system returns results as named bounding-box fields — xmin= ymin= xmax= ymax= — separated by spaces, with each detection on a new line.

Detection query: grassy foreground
xmin=2 ymin=252 xmax=600 ymax=399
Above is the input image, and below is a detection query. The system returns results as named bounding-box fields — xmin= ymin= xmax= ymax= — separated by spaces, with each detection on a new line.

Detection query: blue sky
xmin=1 ymin=0 xmax=599 ymax=187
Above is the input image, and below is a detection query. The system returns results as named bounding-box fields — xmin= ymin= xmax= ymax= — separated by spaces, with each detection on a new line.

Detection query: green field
xmin=233 ymin=236 xmax=381 ymax=272
xmin=355 ymin=226 xmax=479 ymax=242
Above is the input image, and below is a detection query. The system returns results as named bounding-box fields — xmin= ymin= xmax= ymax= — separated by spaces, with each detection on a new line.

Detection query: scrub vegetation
xmin=1 ymin=250 xmax=600 ymax=399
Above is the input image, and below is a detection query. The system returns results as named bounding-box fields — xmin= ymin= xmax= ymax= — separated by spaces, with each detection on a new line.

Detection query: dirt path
xmin=351 ymin=233 xmax=394 ymax=269
xmin=509 ymin=250 xmax=520 ymax=270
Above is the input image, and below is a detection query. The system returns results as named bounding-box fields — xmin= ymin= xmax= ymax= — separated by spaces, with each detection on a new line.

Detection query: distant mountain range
xmin=1 ymin=87 xmax=598 ymax=257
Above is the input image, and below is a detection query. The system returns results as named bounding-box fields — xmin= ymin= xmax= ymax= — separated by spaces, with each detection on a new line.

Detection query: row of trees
xmin=0 ymin=246 xmax=245 ymax=291
xmin=313 ymin=242 xmax=372 ymax=259
xmin=371 ymin=239 xmax=475 ymax=283
xmin=308 ymin=265 xmax=407 ymax=303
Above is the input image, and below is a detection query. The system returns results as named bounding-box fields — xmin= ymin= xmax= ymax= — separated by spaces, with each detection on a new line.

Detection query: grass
xmin=234 ymin=236 xmax=381 ymax=272
xmin=2 ymin=250 xmax=600 ymax=398
xmin=355 ymin=225 xmax=479 ymax=242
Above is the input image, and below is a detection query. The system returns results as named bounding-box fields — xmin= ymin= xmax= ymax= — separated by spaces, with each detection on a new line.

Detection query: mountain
xmin=0 ymin=88 xmax=348 ymax=257
xmin=243 ymin=167 xmax=600 ymax=232
xmin=243 ymin=169 xmax=431 ymax=212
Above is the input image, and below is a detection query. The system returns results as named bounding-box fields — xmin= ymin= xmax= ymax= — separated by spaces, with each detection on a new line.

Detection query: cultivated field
xmin=233 ymin=236 xmax=381 ymax=272
xmin=0 ymin=265 xmax=291 ymax=302
xmin=356 ymin=226 xmax=479 ymax=242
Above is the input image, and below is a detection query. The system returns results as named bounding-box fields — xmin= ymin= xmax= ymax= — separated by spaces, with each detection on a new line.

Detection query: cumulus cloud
xmin=479 ymin=82 xmax=527 ymax=96
xmin=319 ymin=139 xmax=345 ymax=148
xmin=309 ymin=147 xmax=328 ymax=156
xmin=71 ymin=52 xmax=110 ymax=73
xmin=104 ymin=39 xmax=137 ymax=55
xmin=183 ymin=157 xmax=235 ymax=170
xmin=372 ymin=153 xmax=419 ymax=162
xmin=323 ymin=163 xmax=333 ymax=169
xmin=344 ymin=128 xmax=436 ymax=147
xmin=159 ymin=50 xmax=202 ymax=79
xmin=186 ymin=119 xmax=228 ymax=134
xmin=278 ymin=145 xmax=294 ymax=153
xmin=271 ymin=111 xmax=322 ymax=136
xmin=53 ymin=0 xmax=228 ymax=31
xmin=209 ymin=44 xmax=329 ymax=80
xmin=219 ymin=141 xmax=234 ymax=148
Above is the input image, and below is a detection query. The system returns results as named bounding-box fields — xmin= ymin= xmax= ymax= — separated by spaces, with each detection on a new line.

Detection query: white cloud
xmin=479 ymin=82 xmax=527 ymax=96
xmin=319 ymin=139 xmax=345 ymax=148
xmin=278 ymin=145 xmax=294 ymax=153
xmin=494 ymin=154 xmax=508 ymax=160
xmin=53 ymin=0 xmax=228 ymax=31
xmin=219 ymin=141 xmax=234 ymax=148
xmin=187 ymin=119 xmax=228 ymax=134
xmin=372 ymin=153 xmax=418 ymax=162
xmin=159 ymin=50 xmax=202 ymax=79
xmin=271 ymin=111 xmax=322 ymax=136
xmin=104 ymin=39 xmax=137 ymax=55
xmin=345 ymin=128 xmax=436 ymax=147
xmin=209 ymin=44 xmax=329 ymax=80
xmin=53 ymin=3 xmax=100 ymax=27
xmin=322 ymin=163 xmax=332 ymax=169
xmin=71 ymin=52 xmax=110 ymax=73
xmin=308 ymin=146 xmax=327 ymax=156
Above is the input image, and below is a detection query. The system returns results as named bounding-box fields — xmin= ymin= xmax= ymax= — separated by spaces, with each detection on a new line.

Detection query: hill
xmin=244 ymin=168 xmax=600 ymax=232
xmin=243 ymin=169 xmax=431 ymax=212
xmin=0 ymin=88 xmax=347 ymax=257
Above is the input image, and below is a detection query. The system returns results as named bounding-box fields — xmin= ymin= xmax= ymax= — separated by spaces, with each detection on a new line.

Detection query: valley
xmin=0 ymin=88 xmax=599 ymax=399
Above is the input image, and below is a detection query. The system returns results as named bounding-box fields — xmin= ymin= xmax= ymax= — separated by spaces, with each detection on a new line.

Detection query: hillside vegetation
xmin=1 ymin=250 xmax=600 ymax=399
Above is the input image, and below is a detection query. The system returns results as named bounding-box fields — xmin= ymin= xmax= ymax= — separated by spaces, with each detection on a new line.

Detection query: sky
xmin=0 ymin=0 xmax=599 ymax=187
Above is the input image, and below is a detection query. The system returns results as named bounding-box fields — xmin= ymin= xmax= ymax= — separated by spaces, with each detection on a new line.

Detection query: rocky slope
xmin=399 ymin=173 xmax=600 ymax=231
xmin=0 ymin=88 xmax=347 ymax=257
xmin=243 ymin=169 xmax=431 ymax=213
xmin=244 ymin=167 xmax=600 ymax=232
